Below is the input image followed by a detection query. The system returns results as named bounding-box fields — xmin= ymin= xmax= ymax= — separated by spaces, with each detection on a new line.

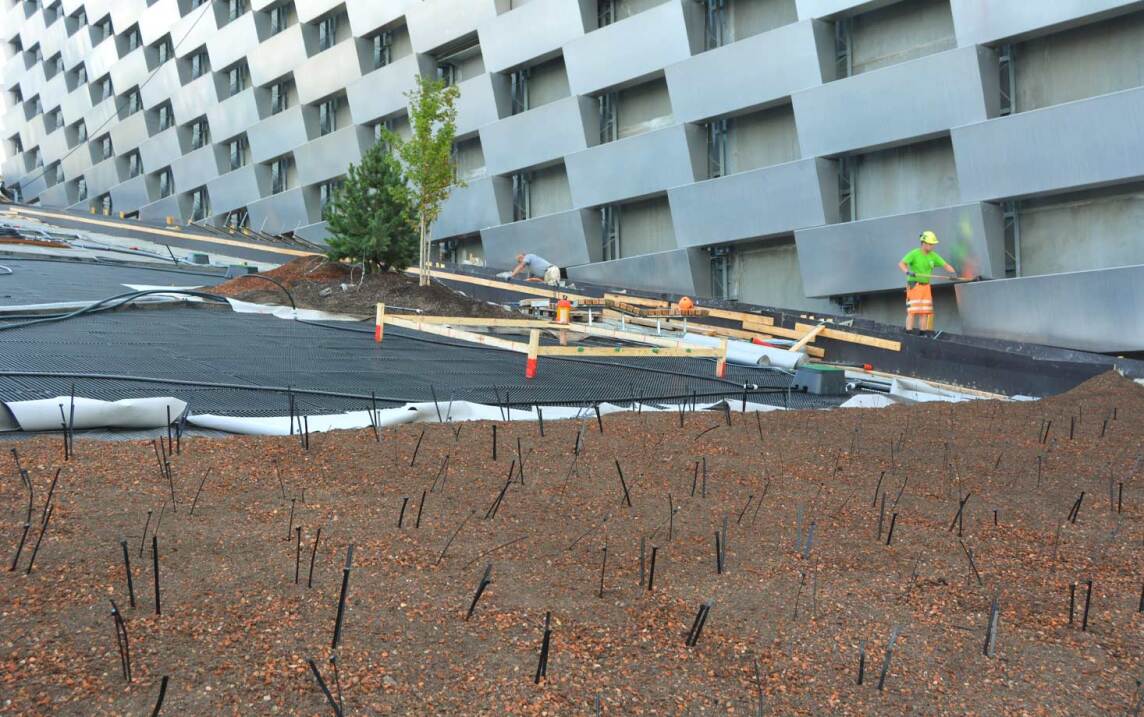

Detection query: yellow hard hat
xmin=919 ymin=230 xmax=939 ymax=245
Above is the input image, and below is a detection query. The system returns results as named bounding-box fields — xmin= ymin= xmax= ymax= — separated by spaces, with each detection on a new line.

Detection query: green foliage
xmin=383 ymin=75 xmax=461 ymax=283
xmin=323 ymin=140 xmax=418 ymax=273
xmin=391 ymin=75 xmax=462 ymax=225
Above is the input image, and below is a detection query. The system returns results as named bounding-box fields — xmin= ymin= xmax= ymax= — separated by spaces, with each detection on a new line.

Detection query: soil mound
xmin=210 ymin=256 xmax=514 ymax=318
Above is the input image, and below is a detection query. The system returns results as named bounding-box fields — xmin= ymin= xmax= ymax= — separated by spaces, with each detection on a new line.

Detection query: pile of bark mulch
xmin=1 ymin=372 xmax=1141 ymax=714
xmin=210 ymin=255 xmax=516 ymax=318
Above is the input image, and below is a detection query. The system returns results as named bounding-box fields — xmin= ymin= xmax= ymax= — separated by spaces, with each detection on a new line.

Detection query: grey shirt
xmin=522 ymin=253 xmax=552 ymax=277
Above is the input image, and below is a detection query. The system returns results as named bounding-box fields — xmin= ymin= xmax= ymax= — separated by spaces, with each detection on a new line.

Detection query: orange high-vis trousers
xmin=906 ymin=283 xmax=934 ymax=316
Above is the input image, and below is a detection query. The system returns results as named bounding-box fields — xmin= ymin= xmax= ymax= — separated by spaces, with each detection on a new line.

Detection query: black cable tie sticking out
xmin=331 ymin=544 xmax=355 ymax=651
xmin=465 ymin=564 xmax=493 ymax=621
xmin=410 ymin=428 xmax=425 ymax=467
xmin=149 ymin=675 xmax=169 ymax=717
xmin=307 ymin=528 xmax=322 ymax=589
xmin=308 ymin=658 xmax=343 ymax=717
xmin=533 ymin=611 xmax=553 ymax=684
xmin=685 ymin=601 xmax=713 ymax=647
xmin=24 ymin=502 xmax=54 ymax=575
xmin=877 ymin=626 xmax=903 ymax=691
xmin=1067 ymin=491 xmax=1085 ymax=524
xmin=110 ymin=599 xmax=132 ymax=682
xmin=152 ymin=535 xmax=161 ymax=616
xmin=120 ymin=540 xmax=136 ymax=608
xmin=615 ymin=460 xmax=633 ymax=508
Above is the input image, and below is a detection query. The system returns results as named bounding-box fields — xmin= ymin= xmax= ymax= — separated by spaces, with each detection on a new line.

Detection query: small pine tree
xmin=323 ymin=141 xmax=418 ymax=273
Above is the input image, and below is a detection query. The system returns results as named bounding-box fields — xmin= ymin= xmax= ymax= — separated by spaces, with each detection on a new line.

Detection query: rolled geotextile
xmin=677 ymin=333 xmax=806 ymax=370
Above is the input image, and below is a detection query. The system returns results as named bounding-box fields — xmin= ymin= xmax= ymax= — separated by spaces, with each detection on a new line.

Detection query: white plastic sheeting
xmin=224 ymin=298 xmax=364 ymax=322
xmin=1 ymin=396 xmax=188 ymax=431
xmin=189 ymin=399 xmax=787 ymax=436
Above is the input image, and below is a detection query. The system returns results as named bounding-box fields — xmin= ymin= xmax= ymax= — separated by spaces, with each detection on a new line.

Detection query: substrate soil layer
xmin=210 ymin=256 xmax=514 ymax=318
xmin=2 ymin=372 xmax=1142 ymax=715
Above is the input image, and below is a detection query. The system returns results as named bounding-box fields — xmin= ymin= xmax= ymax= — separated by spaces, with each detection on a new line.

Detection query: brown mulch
xmin=209 ymin=256 xmax=515 ymax=319
xmin=1 ymin=372 xmax=1141 ymax=715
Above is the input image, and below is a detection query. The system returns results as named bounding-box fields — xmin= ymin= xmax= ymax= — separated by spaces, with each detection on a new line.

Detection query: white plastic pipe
xmin=676 ymin=333 xmax=806 ymax=370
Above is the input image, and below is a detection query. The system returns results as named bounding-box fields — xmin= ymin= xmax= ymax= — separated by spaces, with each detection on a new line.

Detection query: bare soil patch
xmin=1 ymin=372 xmax=1142 ymax=715
xmin=210 ymin=256 xmax=515 ymax=318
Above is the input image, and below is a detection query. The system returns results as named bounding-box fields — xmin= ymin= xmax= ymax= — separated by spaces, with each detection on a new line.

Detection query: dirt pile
xmin=1 ymin=373 xmax=1141 ymax=714
xmin=210 ymin=256 xmax=515 ymax=318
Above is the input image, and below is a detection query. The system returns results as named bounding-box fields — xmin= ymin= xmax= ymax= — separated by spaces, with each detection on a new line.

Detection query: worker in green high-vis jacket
xmin=898 ymin=230 xmax=956 ymax=335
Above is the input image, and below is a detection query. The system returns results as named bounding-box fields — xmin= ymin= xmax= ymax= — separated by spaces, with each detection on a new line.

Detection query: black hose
xmin=0 ymin=289 xmax=231 ymax=332
xmin=229 ymin=273 xmax=296 ymax=309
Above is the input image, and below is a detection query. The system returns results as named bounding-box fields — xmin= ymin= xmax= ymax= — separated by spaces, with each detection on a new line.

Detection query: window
xmin=189 ymin=48 xmax=209 ymax=79
xmin=227 ymin=0 xmax=246 ymax=21
xmin=320 ymin=179 xmax=342 ymax=214
xmin=318 ymin=97 xmax=338 ymax=135
xmin=318 ymin=15 xmax=337 ymax=51
xmin=55 ymin=164 xmax=66 ymax=184
xmin=190 ymin=188 xmax=210 ymax=221
xmin=227 ymin=62 xmax=249 ymax=97
xmin=100 ymin=135 xmax=114 ymax=160
xmin=157 ymin=104 xmax=173 ymax=131
xmin=228 ymin=137 xmax=248 ymax=171
xmin=31 ymin=148 xmax=43 ymax=168
xmin=373 ymin=32 xmax=392 ymax=69
xmin=32 ymin=96 xmax=43 ymax=116
xmin=75 ymin=121 xmax=87 ymax=143
xmin=96 ymin=16 xmax=113 ymax=43
xmin=438 ymin=62 xmax=456 ymax=87
xmin=125 ymin=27 xmax=142 ymax=52
xmin=125 ymin=89 xmax=142 ymax=115
xmin=51 ymin=54 xmax=64 ymax=76
xmin=100 ymin=194 xmax=113 ymax=214
xmin=271 ymin=157 xmax=291 ymax=194
xmin=69 ymin=8 xmax=87 ymax=35
xmin=269 ymin=5 xmax=290 ymax=35
xmin=51 ymin=108 xmax=64 ymax=131
xmin=190 ymin=118 xmax=210 ymax=149
xmin=155 ymin=37 xmax=174 ymax=64
xmin=511 ymin=172 xmax=530 ymax=222
xmin=9 ymin=136 xmax=22 ymax=155
xmin=601 ymin=205 xmax=619 ymax=261
xmin=270 ymin=80 xmax=290 ymax=114
xmin=74 ymin=65 xmax=87 ymax=85
xmin=99 ymin=75 xmax=113 ymax=102
xmin=76 ymin=177 xmax=87 ymax=201
xmin=127 ymin=151 xmax=142 ymax=178
xmin=158 ymin=169 xmax=173 ymax=197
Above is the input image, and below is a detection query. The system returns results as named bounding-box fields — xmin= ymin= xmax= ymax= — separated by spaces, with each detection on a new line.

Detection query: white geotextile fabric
xmin=224 ymin=298 xmax=364 ymax=322
xmin=188 ymin=399 xmax=787 ymax=436
xmin=1 ymin=396 xmax=188 ymax=431
xmin=838 ymin=394 xmax=899 ymax=408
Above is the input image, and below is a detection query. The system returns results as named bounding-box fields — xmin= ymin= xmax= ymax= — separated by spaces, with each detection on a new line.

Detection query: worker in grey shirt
xmin=509 ymin=252 xmax=561 ymax=285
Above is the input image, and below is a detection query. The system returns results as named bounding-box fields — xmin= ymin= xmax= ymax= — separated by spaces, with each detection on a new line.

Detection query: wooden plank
xmin=742 ymin=320 xmax=808 ymax=341
xmin=603 ymin=293 xmax=669 ymax=307
xmin=789 ymin=324 xmax=826 ymax=353
xmin=393 ymin=316 xmax=551 ymax=328
xmin=603 ymin=310 xmax=826 ymax=359
xmin=383 ymin=316 xmax=530 ymax=353
xmin=704 ymin=308 xmax=774 ymax=325
xmin=537 ymin=345 xmax=721 ymax=358
xmin=404 ymin=267 xmax=563 ymax=299
xmin=794 ymin=323 xmax=901 ymax=352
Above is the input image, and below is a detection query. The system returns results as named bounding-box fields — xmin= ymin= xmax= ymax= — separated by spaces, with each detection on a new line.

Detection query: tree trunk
xmin=419 ymin=215 xmax=428 ymax=287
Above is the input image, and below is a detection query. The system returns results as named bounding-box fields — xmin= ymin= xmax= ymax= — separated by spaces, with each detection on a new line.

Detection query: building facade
xmin=3 ymin=0 xmax=1144 ymax=334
